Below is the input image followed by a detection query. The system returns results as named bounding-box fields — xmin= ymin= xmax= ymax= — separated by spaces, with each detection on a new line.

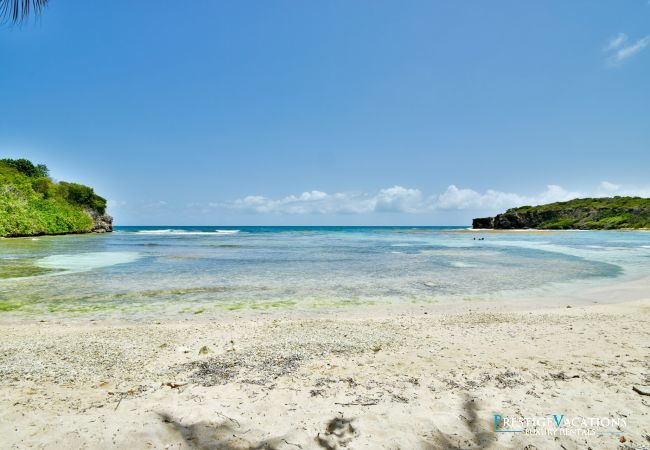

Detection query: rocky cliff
xmin=87 ymin=209 xmax=114 ymax=233
xmin=473 ymin=197 xmax=650 ymax=230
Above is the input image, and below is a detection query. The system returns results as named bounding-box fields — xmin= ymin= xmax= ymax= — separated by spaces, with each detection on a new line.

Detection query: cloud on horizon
xmin=224 ymin=182 xmax=650 ymax=215
xmin=226 ymin=186 xmax=425 ymax=215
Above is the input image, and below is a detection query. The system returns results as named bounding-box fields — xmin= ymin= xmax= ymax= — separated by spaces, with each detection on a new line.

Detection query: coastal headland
xmin=473 ymin=197 xmax=650 ymax=230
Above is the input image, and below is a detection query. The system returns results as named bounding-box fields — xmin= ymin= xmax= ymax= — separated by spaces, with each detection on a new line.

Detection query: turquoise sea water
xmin=1 ymin=226 xmax=649 ymax=315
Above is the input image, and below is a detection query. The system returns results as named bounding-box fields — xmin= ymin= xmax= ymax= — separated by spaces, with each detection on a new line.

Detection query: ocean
xmin=1 ymin=226 xmax=649 ymax=315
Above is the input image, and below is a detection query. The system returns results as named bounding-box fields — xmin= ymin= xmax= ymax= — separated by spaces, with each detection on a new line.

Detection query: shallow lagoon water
xmin=1 ymin=226 xmax=649 ymax=315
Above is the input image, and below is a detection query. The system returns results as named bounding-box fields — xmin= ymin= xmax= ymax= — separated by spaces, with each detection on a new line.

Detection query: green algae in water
xmin=113 ymin=286 xmax=233 ymax=299
xmin=0 ymin=259 xmax=61 ymax=279
xmin=0 ymin=300 xmax=29 ymax=312
xmin=306 ymin=298 xmax=379 ymax=308
xmin=213 ymin=299 xmax=298 ymax=311
xmin=46 ymin=303 xmax=121 ymax=313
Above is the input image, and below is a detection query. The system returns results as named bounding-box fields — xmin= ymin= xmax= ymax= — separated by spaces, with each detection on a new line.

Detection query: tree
xmin=36 ymin=163 xmax=49 ymax=177
xmin=0 ymin=0 xmax=48 ymax=23
xmin=0 ymin=158 xmax=49 ymax=178
xmin=58 ymin=181 xmax=107 ymax=214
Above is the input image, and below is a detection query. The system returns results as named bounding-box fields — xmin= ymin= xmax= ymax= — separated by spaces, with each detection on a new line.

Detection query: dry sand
xmin=0 ymin=286 xmax=649 ymax=449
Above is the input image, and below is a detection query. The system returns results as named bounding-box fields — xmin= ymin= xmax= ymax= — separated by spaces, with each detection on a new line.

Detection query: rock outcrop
xmin=87 ymin=209 xmax=113 ymax=233
xmin=471 ymin=217 xmax=494 ymax=229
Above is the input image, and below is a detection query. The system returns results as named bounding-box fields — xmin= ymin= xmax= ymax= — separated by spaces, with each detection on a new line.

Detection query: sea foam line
xmin=136 ymin=229 xmax=240 ymax=235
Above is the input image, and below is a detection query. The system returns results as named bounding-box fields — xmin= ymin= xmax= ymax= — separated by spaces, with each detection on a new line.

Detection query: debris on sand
xmin=632 ymin=385 xmax=650 ymax=396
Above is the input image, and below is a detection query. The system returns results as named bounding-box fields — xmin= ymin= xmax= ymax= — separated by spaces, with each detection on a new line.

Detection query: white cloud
xmin=599 ymin=181 xmax=621 ymax=193
xmin=374 ymin=186 xmax=424 ymax=213
xmin=603 ymin=33 xmax=628 ymax=51
xmin=435 ymin=184 xmax=582 ymax=210
xmin=224 ymin=182 xmax=650 ymax=215
xmin=535 ymin=185 xmax=583 ymax=205
xmin=604 ymin=34 xmax=650 ymax=65
xmin=595 ymin=182 xmax=650 ymax=198
xmin=436 ymin=185 xmax=525 ymax=210
xmin=228 ymin=186 xmax=424 ymax=215
xmin=144 ymin=200 xmax=167 ymax=209
xmin=615 ymin=36 xmax=650 ymax=61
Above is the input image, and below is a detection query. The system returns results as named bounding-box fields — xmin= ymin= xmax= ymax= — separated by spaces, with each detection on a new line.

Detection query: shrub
xmin=542 ymin=219 xmax=578 ymax=230
xmin=31 ymin=177 xmax=52 ymax=198
xmin=58 ymin=182 xmax=107 ymax=214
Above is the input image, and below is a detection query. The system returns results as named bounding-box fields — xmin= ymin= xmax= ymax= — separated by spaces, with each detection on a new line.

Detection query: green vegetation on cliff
xmin=0 ymin=158 xmax=108 ymax=237
xmin=473 ymin=197 xmax=650 ymax=230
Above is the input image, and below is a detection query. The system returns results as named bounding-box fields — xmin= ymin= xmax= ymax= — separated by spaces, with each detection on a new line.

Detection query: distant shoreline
xmin=1 ymin=230 xmax=111 ymax=239
xmin=473 ymin=197 xmax=650 ymax=230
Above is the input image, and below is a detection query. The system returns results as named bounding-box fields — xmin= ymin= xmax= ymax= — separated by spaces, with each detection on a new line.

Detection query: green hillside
xmin=0 ymin=158 xmax=110 ymax=237
xmin=473 ymin=197 xmax=650 ymax=230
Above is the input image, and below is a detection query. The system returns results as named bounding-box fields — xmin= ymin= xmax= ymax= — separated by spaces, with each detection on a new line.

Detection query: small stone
xmin=199 ymin=345 xmax=210 ymax=355
xmin=176 ymin=346 xmax=190 ymax=354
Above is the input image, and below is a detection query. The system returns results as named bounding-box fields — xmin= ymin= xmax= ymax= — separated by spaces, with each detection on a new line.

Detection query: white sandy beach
xmin=1 ymin=278 xmax=649 ymax=450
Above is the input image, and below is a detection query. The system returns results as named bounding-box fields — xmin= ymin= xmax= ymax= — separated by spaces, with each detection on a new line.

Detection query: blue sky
xmin=2 ymin=0 xmax=649 ymax=225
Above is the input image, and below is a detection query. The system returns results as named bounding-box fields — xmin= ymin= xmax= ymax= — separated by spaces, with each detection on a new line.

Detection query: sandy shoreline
xmin=1 ymin=289 xmax=649 ymax=449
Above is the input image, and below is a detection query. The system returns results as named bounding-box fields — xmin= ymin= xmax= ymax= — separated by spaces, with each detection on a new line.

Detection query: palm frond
xmin=0 ymin=0 xmax=49 ymax=24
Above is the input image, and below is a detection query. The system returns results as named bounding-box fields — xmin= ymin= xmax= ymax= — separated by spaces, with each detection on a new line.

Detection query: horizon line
xmin=112 ymin=224 xmax=471 ymax=227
